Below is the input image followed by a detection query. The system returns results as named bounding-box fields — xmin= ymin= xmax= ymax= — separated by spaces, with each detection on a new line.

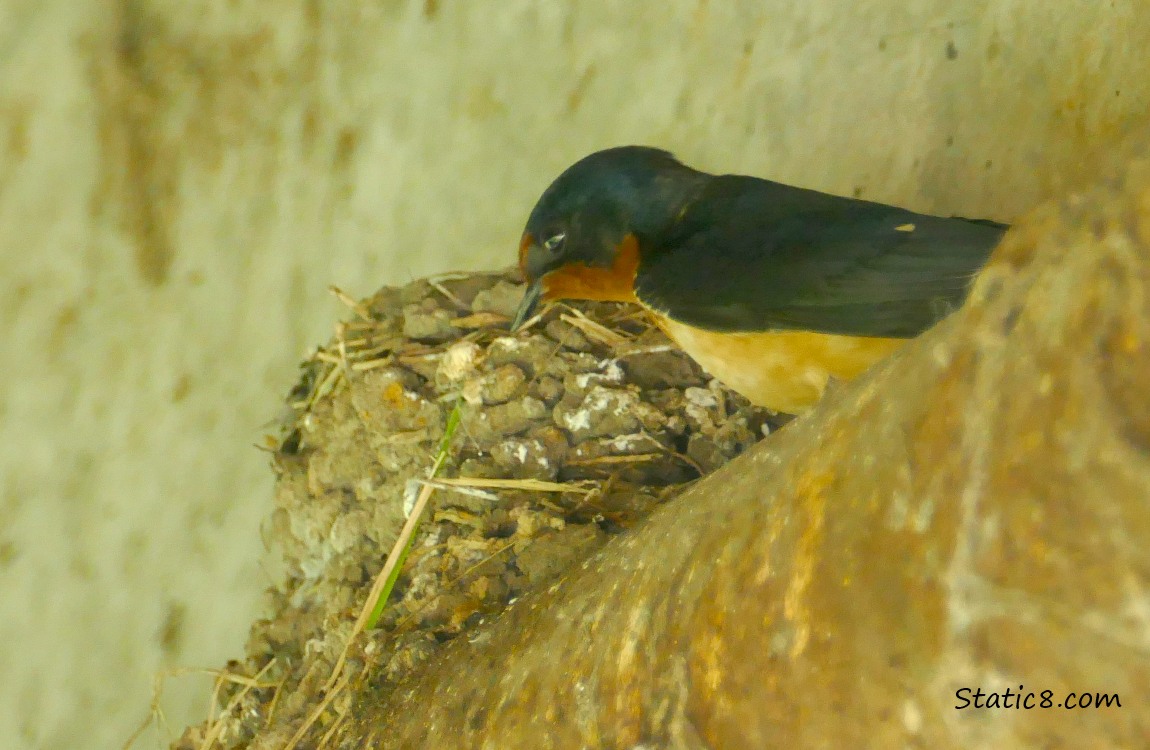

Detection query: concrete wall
xmin=1 ymin=1 xmax=1146 ymax=747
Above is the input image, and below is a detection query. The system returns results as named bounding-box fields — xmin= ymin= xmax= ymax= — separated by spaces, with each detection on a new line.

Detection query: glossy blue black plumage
xmin=520 ymin=146 xmax=1006 ymax=338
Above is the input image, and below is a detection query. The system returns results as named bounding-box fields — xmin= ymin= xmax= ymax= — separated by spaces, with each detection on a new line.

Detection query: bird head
xmin=511 ymin=146 xmax=701 ymax=329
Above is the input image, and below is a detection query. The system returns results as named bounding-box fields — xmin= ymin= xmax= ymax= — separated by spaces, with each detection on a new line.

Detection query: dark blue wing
xmin=634 ymin=175 xmax=1006 ymax=337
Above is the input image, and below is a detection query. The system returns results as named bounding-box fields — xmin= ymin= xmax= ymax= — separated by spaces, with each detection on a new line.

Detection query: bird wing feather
xmin=633 ymin=175 xmax=1006 ymax=337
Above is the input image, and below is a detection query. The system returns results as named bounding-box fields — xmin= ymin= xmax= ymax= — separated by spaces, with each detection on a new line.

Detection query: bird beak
xmin=511 ymin=278 xmax=543 ymax=331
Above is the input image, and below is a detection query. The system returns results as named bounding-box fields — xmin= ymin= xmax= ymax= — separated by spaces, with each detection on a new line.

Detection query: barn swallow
xmin=512 ymin=146 xmax=1006 ymax=413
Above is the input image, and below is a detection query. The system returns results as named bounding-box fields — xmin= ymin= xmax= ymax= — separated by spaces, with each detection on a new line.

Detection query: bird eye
xmin=542 ymin=232 xmax=566 ymax=254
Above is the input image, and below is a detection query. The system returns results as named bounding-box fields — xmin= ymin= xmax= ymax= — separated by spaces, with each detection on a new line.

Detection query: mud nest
xmin=175 ymin=269 xmax=783 ymax=749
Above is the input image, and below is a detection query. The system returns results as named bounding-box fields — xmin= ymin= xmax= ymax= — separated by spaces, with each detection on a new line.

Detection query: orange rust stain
xmin=540 ymin=233 xmax=641 ymax=303
xmin=381 ymin=381 xmax=407 ymax=407
xmin=782 ymin=469 xmax=832 ymax=659
xmin=654 ymin=314 xmax=905 ymax=413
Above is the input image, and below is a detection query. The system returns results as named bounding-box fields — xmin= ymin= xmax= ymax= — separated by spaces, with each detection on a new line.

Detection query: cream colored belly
xmin=657 ymin=316 xmax=905 ymax=413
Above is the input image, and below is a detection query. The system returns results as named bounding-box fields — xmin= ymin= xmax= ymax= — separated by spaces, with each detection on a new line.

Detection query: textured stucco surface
xmin=1 ymin=1 xmax=1147 ymax=748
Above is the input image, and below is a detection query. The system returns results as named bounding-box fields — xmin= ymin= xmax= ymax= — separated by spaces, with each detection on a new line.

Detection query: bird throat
xmin=541 ymin=234 xmax=641 ymax=304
